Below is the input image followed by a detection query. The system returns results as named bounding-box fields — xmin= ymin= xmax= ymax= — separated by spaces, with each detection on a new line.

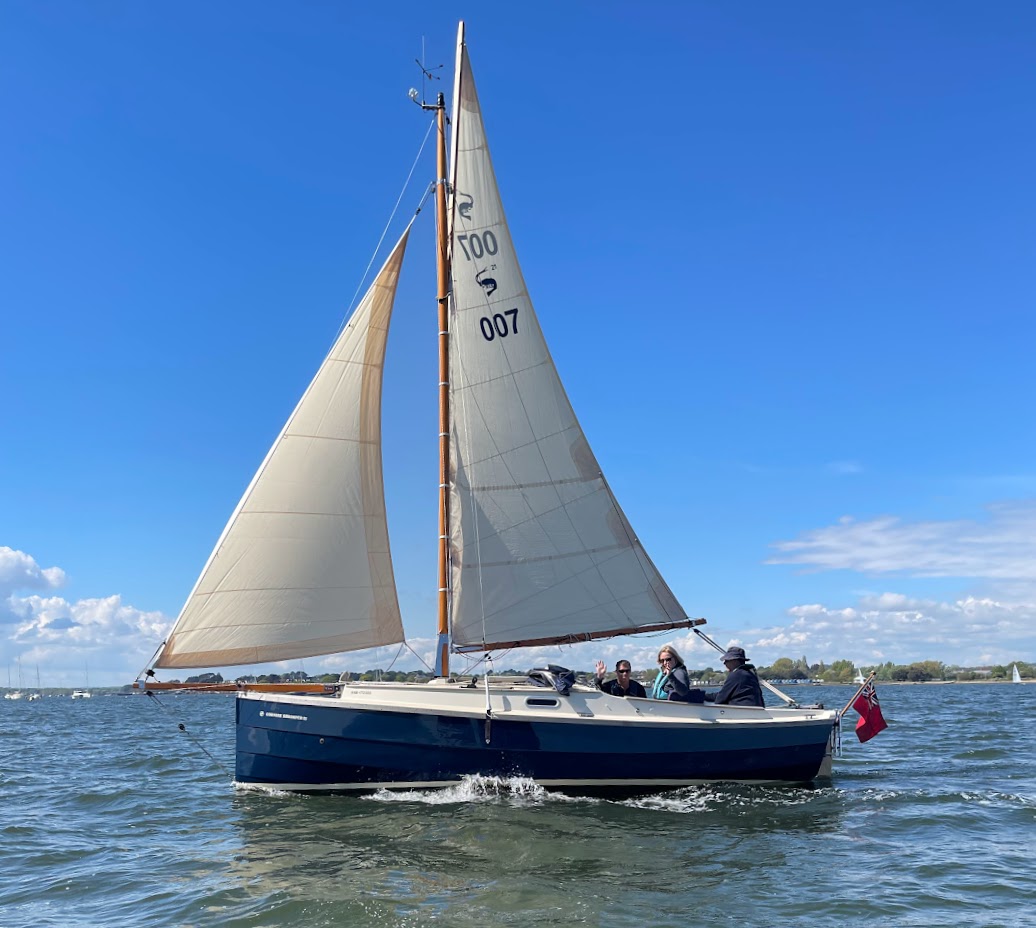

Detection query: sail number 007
xmin=480 ymin=308 xmax=518 ymax=341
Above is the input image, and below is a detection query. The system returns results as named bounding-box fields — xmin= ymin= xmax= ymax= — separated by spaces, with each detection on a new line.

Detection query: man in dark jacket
xmin=704 ymin=647 xmax=765 ymax=706
xmin=594 ymin=659 xmax=647 ymax=698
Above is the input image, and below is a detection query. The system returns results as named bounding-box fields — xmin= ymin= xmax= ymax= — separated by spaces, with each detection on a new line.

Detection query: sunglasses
xmin=616 ymin=668 xmax=631 ymax=673
xmin=659 ymin=656 xmax=674 ymax=664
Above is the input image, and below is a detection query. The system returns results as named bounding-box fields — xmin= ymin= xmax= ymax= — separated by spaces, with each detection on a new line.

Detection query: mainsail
xmin=156 ymin=232 xmax=410 ymax=668
xmin=446 ymin=35 xmax=688 ymax=652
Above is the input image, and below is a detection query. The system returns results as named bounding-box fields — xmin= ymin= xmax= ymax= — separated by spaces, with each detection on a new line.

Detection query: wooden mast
xmin=432 ymin=22 xmax=466 ymax=677
xmin=433 ymin=88 xmax=451 ymax=677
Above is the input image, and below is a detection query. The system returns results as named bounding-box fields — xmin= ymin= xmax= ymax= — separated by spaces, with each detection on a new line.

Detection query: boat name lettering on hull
xmin=260 ymin=711 xmax=308 ymax=721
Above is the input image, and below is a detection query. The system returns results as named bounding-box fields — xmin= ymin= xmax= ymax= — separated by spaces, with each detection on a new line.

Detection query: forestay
xmin=156 ymin=232 xmax=410 ymax=668
xmin=446 ymin=41 xmax=687 ymax=652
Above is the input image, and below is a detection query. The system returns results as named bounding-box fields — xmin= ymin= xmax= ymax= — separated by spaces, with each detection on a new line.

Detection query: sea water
xmin=1 ymin=683 xmax=1033 ymax=928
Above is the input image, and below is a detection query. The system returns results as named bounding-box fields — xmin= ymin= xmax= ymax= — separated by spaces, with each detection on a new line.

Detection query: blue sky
xmin=3 ymin=2 xmax=1035 ymax=686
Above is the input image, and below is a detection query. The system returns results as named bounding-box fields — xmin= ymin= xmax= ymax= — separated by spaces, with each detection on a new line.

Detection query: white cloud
xmin=0 ymin=547 xmax=66 ymax=617
xmin=767 ymin=501 xmax=1036 ymax=580
xmin=754 ymin=503 xmax=1036 ymax=666
xmin=744 ymin=591 xmax=1035 ymax=669
xmin=9 ymin=593 xmax=172 ymax=684
xmin=1 ymin=547 xmax=171 ymax=686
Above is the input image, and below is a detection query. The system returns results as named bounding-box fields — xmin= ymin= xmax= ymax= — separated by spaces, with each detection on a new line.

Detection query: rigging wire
xmin=136 ymin=644 xmax=165 ymax=683
xmin=339 ymin=116 xmax=437 ymax=334
xmin=381 ymin=642 xmax=408 ymax=677
xmin=483 ymin=652 xmax=494 ymax=744
xmin=403 ymin=641 xmax=434 ymax=674
xmin=143 ymin=690 xmax=231 ymax=779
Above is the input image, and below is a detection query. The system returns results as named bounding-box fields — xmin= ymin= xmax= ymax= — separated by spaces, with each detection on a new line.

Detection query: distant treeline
xmin=173 ymin=658 xmax=1031 ymax=688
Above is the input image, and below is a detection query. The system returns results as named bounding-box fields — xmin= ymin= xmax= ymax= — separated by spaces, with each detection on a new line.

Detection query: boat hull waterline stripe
xmin=234 ymin=776 xmax=821 ymax=793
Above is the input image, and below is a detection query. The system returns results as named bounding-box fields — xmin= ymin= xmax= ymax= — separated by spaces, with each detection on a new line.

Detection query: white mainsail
xmin=446 ymin=35 xmax=688 ymax=652
xmin=156 ymin=231 xmax=410 ymax=668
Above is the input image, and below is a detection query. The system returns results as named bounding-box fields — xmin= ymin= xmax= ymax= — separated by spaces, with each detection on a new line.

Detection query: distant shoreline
xmin=864 ymin=678 xmax=1030 ymax=685
xmin=769 ymin=678 xmax=1029 ymax=686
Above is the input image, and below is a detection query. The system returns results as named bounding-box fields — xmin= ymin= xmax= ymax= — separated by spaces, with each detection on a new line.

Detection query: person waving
xmin=594 ymin=659 xmax=646 ymax=697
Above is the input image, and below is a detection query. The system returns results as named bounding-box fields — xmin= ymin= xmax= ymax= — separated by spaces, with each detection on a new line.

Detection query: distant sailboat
xmin=853 ymin=668 xmax=866 ymax=685
xmin=27 ymin=664 xmax=42 ymax=701
xmin=5 ymin=659 xmax=25 ymax=700
xmin=1011 ymin=664 xmax=1022 ymax=684
xmin=71 ymin=663 xmax=91 ymax=699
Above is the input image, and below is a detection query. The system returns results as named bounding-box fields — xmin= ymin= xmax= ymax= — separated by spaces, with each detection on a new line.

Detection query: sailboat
xmin=5 ymin=659 xmax=24 ymax=700
xmin=853 ymin=668 xmax=866 ymax=685
xmin=1012 ymin=664 xmax=1022 ymax=684
xmin=71 ymin=664 xmax=91 ymax=699
xmin=138 ymin=23 xmax=839 ymax=793
xmin=27 ymin=664 xmax=42 ymax=701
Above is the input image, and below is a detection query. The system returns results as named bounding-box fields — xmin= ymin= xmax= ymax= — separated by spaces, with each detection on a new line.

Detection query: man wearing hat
xmin=703 ymin=646 xmax=765 ymax=706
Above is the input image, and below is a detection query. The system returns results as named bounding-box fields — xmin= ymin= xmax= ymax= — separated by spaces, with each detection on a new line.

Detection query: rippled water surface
xmin=2 ymin=684 xmax=1034 ymax=927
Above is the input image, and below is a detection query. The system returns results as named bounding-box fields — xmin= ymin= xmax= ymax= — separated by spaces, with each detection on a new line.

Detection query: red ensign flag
xmin=852 ymin=682 xmax=888 ymax=743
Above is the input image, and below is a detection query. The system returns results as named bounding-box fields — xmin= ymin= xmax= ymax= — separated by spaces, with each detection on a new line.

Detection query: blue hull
xmin=235 ymin=697 xmax=834 ymax=793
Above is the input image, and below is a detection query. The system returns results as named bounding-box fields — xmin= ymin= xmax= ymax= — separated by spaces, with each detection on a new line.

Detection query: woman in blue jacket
xmin=650 ymin=644 xmax=693 ymax=702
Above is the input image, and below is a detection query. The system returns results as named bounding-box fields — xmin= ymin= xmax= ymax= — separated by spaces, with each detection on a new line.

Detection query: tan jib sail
xmin=446 ymin=34 xmax=688 ymax=652
xmin=156 ymin=230 xmax=410 ymax=668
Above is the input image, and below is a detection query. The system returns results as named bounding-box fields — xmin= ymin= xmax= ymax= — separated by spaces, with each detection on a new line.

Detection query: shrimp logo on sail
xmin=476 ymin=265 xmax=497 ymax=296
xmin=457 ymin=192 xmax=474 ymax=220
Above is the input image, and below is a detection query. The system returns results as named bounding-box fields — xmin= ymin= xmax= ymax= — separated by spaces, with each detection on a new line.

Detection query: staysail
xmin=446 ymin=35 xmax=688 ymax=652
xmin=156 ymin=231 xmax=410 ymax=668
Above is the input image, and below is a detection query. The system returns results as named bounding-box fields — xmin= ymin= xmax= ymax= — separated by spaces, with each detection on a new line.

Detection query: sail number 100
xmin=480 ymin=308 xmax=518 ymax=341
